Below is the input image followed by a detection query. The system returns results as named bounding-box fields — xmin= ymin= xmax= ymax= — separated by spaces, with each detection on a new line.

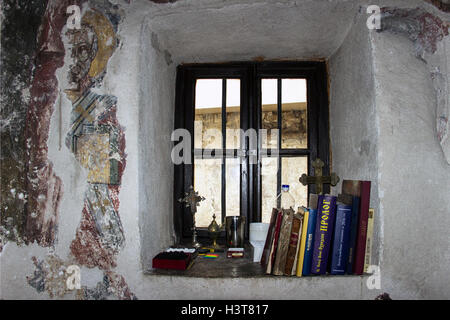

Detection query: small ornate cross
xmin=178 ymin=186 xmax=205 ymax=248
xmin=299 ymin=158 xmax=340 ymax=194
xmin=178 ymin=186 xmax=205 ymax=215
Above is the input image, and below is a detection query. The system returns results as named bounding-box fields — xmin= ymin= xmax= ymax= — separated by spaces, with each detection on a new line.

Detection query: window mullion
xmin=276 ymin=78 xmax=282 ymax=208
xmin=221 ymin=78 xmax=227 ymax=224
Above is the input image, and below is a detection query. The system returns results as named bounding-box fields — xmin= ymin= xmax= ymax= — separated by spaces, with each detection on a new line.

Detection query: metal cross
xmin=299 ymin=158 xmax=340 ymax=195
xmin=178 ymin=186 xmax=205 ymax=248
xmin=178 ymin=186 xmax=205 ymax=215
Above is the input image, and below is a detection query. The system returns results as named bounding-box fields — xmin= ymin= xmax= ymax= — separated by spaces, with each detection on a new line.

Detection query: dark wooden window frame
xmin=173 ymin=61 xmax=330 ymax=244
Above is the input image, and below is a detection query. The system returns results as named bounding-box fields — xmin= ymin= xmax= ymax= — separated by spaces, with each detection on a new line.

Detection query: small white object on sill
xmin=249 ymin=222 xmax=270 ymax=263
xmin=250 ymin=240 xmax=266 ymax=263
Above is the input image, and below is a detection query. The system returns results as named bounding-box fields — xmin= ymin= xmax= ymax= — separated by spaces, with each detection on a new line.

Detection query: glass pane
xmin=195 ymin=79 xmax=222 ymax=149
xmin=261 ymin=79 xmax=278 ymax=149
xmin=281 ymin=79 xmax=307 ymax=149
xmin=226 ymin=79 xmax=240 ymax=149
xmin=194 ymin=158 xmax=222 ymax=228
xmin=261 ymin=157 xmax=278 ymax=223
xmin=226 ymin=158 xmax=240 ymax=217
xmin=281 ymin=157 xmax=308 ymax=209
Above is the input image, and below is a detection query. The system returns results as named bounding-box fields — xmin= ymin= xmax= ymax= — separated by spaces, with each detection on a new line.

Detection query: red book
xmin=353 ymin=181 xmax=371 ymax=275
xmin=152 ymin=252 xmax=192 ymax=270
xmin=261 ymin=208 xmax=278 ymax=268
xmin=265 ymin=210 xmax=284 ymax=274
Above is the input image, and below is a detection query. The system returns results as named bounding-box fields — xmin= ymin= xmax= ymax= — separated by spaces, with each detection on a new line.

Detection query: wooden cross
xmin=299 ymin=158 xmax=340 ymax=195
xmin=178 ymin=186 xmax=205 ymax=215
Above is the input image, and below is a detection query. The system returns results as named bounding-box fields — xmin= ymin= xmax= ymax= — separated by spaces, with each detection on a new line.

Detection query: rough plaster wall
xmin=146 ymin=0 xmax=359 ymax=64
xmin=430 ymin=36 xmax=450 ymax=162
xmin=137 ymin=21 xmax=176 ymax=271
xmin=372 ymin=30 xmax=450 ymax=299
xmin=331 ymin=0 xmax=450 ymax=299
xmin=329 ymin=12 xmax=381 ymax=270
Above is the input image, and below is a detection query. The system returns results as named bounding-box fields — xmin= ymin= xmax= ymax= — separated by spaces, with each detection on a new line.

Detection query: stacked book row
xmin=261 ymin=180 xmax=374 ymax=276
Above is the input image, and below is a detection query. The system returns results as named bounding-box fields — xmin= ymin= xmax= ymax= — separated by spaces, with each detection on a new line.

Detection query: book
xmin=342 ymin=180 xmax=372 ymax=275
xmin=152 ymin=252 xmax=193 ymax=270
xmin=354 ymin=181 xmax=371 ymax=275
xmin=364 ymin=208 xmax=375 ymax=273
xmin=284 ymin=212 xmax=303 ymax=275
xmin=346 ymin=196 xmax=360 ymax=274
xmin=330 ymin=201 xmax=353 ymax=275
xmin=272 ymin=208 xmax=294 ymax=276
xmin=295 ymin=207 xmax=309 ymax=277
xmin=227 ymin=248 xmax=244 ymax=258
xmin=301 ymin=194 xmax=319 ymax=276
xmin=291 ymin=214 xmax=304 ymax=276
xmin=265 ymin=209 xmax=284 ymax=274
xmin=310 ymin=194 xmax=337 ymax=275
xmin=261 ymin=208 xmax=279 ymax=268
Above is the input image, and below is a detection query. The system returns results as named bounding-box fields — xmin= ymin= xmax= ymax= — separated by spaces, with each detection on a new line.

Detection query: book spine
xmin=310 ymin=195 xmax=337 ymax=275
xmin=330 ymin=203 xmax=352 ymax=275
xmin=284 ymin=214 xmax=303 ymax=275
xmin=363 ymin=208 xmax=375 ymax=273
xmin=291 ymin=222 xmax=303 ymax=276
xmin=273 ymin=209 xmax=294 ymax=276
xmin=265 ymin=210 xmax=283 ymax=274
xmin=353 ymin=181 xmax=371 ymax=275
xmin=295 ymin=210 xmax=309 ymax=277
xmin=261 ymin=208 xmax=278 ymax=268
xmin=302 ymin=208 xmax=317 ymax=276
xmin=346 ymin=196 xmax=360 ymax=274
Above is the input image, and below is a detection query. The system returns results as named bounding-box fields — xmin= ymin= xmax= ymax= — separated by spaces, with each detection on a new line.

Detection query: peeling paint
xmin=379 ymin=7 xmax=449 ymax=58
xmin=378 ymin=7 xmax=450 ymax=164
xmin=1 ymin=0 xmax=49 ymax=251
xmin=27 ymin=255 xmax=75 ymax=298
xmin=63 ymin=8 xmax=128 ymax=271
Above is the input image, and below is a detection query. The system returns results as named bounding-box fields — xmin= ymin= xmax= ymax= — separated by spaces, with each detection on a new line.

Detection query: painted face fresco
xmin=67 ymin=25 xmax=98 ymax=90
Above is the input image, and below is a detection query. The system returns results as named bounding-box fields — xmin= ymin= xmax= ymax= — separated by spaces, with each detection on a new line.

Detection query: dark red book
xmin=265 ymin=209 xmax=284 ymax=274
xmin=261 ymin=208 xmax=278 ymax=268
xmin=152 ymin=252 xmax=192 ymax=270
xmin=343 ymin=180 xmax=371 ymax=275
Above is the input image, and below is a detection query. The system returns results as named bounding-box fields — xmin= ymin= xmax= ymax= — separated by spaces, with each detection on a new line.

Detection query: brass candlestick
xmin=207 ymin=214 xmax=222 ymax=249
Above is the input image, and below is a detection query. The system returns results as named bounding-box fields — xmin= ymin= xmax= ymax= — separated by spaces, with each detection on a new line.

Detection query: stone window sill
xmin=144 ymin=244 xmax=368 ymax=279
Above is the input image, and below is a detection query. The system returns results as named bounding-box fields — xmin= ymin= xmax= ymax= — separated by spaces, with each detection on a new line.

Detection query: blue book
xmin=310 ymin=195 xmax=337 ymax=275
xmin=330 ymin=203 xmax=353 ymax=275
xmin=346 ymin=196 xmax=360 ymax=274
xmin=302 ymin=207 xmax=317 ymax=276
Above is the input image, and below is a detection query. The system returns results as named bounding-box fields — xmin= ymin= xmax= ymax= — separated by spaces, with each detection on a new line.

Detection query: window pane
xmin=261 ymin=156 xmax=278 ymax=223
xmin=226 ymin=158 xmax=240 ymax=217
xmin=281 ymin=79 xmax=307 ymax=149
xmin=194 ymin=158 xmax=222 ymax=228
xmin=195 ymin=79 xmax=222 ymax=149
xmin=281 ymin=157 xmax=308 ymax=209
xmin=261 ymin=79 xmax=278 ymax=149
xmin=226 ymin=79 xmax=240 ymax=149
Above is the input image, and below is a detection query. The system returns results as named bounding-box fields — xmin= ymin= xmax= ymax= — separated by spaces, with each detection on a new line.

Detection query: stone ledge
xmin=144 ymin=251 xmax=368 ymax=280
